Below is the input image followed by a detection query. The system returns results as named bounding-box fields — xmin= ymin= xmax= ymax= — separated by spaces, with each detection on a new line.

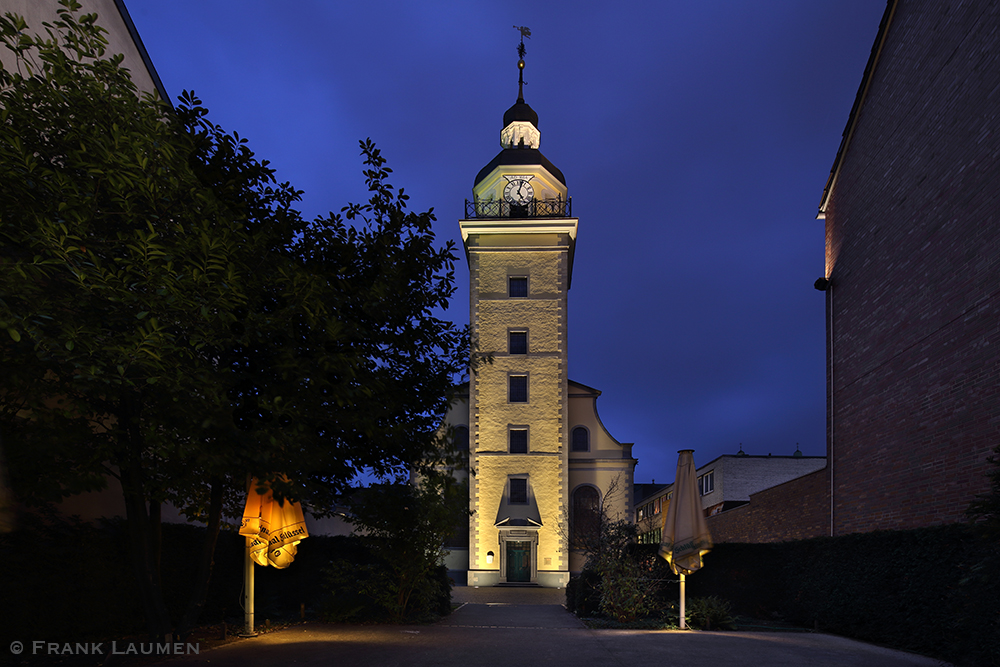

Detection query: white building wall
xmin=0 ymin=0 xmax=166 ymax=100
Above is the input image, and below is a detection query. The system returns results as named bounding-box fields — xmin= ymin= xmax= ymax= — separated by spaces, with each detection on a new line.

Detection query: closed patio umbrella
xmin=659 ymin=450 xmax=712 ymax=629
xmin=239 ymin=477 xmax=309 ymax=635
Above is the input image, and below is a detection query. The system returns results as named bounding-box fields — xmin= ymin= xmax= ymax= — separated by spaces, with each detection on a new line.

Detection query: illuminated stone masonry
xmin=444 ymin=53 xmax=636 ymax=588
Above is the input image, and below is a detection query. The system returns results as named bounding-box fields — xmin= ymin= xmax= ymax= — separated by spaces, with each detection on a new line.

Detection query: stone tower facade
xmin=445 ymin=51 xmax=636 ymax=588
xmin=459 ymin=85 xmax=576 ymax=587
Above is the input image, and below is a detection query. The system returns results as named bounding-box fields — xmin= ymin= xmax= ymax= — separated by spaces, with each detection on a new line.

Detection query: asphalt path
xmin=166 ymin=586 xmax=949 ymax=667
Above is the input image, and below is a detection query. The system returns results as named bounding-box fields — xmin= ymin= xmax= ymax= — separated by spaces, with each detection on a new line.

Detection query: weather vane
xmin=514 ymin=25 xmax=531 ymax=99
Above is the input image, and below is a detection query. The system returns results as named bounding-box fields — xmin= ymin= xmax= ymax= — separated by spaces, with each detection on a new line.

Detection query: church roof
xmin=568 ymin=379 xmax=602 ymax=396
xmin=503 ymin=97 xmax=538 ymax=128
xmin=817 ymin=0 xmax=897 ymax=217
xmin=473 ymin=147 xmax=566 ymax=187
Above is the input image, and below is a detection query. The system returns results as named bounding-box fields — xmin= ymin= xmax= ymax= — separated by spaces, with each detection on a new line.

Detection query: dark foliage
xmin=685 ymin=595 xmax=735 ymax=631
xmin=968 ymin=443 xmax=1000 ymax=541
xmin=565 ymin=569 xmax=602 ymax=617
xmin=686 ymin=525 xmax=999 ymax=666
xmin=322 ymin=552 xmax=451 ymax=624
xmin=568 ymin=525 xmax=998 ymax=664
xmin=0 ymin=518 xmax=447 ymax=646
xmin=1 ymin=1 xmax=466 ymax=640
xmin=327 ymin=480 xmax=462 ymax=623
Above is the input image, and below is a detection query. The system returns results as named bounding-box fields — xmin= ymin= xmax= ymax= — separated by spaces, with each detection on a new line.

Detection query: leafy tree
xmin=568 ymin=477 xmax=659 ymax=622
xmin=326 ymin=473 xmax=467 ymax=622
xmin=587 ymin=519 xmax=659 ymax=622
xmin=0 ymin=1 xmax=465 ymax=639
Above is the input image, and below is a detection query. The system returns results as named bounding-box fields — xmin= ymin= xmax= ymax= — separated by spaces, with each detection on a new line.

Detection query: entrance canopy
xmin=495 ymin=477 xmax=542 ymax=527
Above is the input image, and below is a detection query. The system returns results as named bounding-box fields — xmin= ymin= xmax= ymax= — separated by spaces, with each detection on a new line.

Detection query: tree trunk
xmin=150 ymin=498 xmax=162 ymax=591
xmin=177 ymin=476 xmax=225 ymax=637
xmin=117 ymin=392 xmax=173 ymax=641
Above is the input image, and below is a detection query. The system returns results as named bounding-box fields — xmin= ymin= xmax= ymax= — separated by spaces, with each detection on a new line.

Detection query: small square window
xmin=508 ymin=276 xmax=528 ymax=298
xmin=509 ymin=375 xmax=528 ymax=403
xmin=509 ymin=331 xmax=527 ymax=355
xmin=509 ymin=428 xmax=528 ymax=453
xmin=510 ymin=478 xmax=528 ymax=504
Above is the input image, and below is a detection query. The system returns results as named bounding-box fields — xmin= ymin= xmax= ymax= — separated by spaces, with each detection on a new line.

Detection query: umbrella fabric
xmin=659 ymin=450 xmax=713 ymax=575
xmin=240 ymin=479 xmax=309 ymax=569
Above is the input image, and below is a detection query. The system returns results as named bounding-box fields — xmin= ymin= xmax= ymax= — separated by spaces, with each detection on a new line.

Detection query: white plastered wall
xmin=566 ymin=383 xmax=636 ymax=572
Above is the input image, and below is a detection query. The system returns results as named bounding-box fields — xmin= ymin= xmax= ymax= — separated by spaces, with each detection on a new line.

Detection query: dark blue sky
xmin=126 ymin=1 xmax=887 ymax=484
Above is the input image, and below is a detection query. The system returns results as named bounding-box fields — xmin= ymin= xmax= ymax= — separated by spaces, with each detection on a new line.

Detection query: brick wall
xmin=823 ymin=0 xmax=1000 ymax=534
xmin=707 ymin=468 xmax=830 ymax=543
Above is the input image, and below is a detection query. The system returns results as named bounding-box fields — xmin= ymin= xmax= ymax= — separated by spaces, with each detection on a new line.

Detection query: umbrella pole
xmin=242 ymin=536 xmax=257 ymax=637
xmin=241 ymin=473 xmax=258 ymax=638
xmin=679 ymin=572 xmax=686 ymax=630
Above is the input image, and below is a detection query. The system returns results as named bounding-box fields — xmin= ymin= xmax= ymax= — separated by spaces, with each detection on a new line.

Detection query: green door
xmin=506 ymin=541 xmax=531 ymax=582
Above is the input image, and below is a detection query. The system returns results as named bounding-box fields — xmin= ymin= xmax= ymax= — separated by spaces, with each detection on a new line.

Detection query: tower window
xmin=509 ymin=330 xmax=527 ymax=354
xmin=571 ymin=426 xmax=589 ymax=452
xmin=509 ymin=428 xmax=528 ymax=453
xmin=510 ymin=478 xmax=528 ymax=504
xmin=509 ymin=375 xmax=528 ymax=403
xmin=508 ymin=276 xmax=528 ymax=298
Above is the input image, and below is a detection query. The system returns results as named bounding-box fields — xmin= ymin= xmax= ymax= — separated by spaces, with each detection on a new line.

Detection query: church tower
xmin=450 ymin=32 xmax=635 ymax=588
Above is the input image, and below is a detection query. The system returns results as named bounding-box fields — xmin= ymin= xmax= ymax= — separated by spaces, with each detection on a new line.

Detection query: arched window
xmin=571 ymin=485 xmax=600 ymax=548
xmin=571 ymin=426 xmax=589 ymax=452
xmin=452 ymin=425 xmax=469 ymax=452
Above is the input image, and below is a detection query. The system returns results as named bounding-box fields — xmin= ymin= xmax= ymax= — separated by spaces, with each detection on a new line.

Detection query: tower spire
xmin=514 ymin=25 xmax=531 ymax=101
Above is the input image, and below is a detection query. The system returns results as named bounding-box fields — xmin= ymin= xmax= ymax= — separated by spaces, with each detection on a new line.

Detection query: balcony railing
xmin=465 ymin=197 xmax=572 ymax=219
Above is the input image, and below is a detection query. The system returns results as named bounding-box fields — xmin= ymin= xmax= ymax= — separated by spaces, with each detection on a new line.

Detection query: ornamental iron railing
xmin=465 ymin=197 xmax=572 ymax=219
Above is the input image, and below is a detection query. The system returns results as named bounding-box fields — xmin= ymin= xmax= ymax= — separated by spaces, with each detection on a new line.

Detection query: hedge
xmin=569 ymin=523 xmax=999 ymax=666
xmin=0 ymin=516 xmax=450 ymax=646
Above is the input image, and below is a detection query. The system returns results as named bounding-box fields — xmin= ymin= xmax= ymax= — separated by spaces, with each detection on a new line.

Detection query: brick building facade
xmin=637 ymin=452 xmax=826 ymax=544
xmin=817 ymin=0 xmax=1000 ymax=535
xmin=707 ymin=468 xmax=830 ymax=543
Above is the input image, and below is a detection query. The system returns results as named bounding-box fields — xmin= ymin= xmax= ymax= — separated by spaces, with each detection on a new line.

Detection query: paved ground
xmin=166 ymin=586 xmax=950 ymax=667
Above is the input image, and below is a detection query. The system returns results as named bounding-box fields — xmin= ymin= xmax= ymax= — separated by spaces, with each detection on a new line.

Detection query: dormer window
xmin=510 ymin=478 xmax=528 ymax=504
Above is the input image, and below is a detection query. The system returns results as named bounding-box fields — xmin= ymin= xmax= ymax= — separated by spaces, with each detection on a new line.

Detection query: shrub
xmin=686 ymin=596 xmax=735 ymax=630
xmin=565 ymin=570 xmax=601 ymax=617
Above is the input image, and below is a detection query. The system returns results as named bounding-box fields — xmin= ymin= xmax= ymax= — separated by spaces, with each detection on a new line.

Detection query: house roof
xmin=568 ymin=379 xmax=602 ymax=396
xmin=473 ymin=147 xmax=567 ymax=187
xmin=114 ymin=0 xmax=171 ymax=106
xmin=817 ymin=0 xmax=898 ymax=218
xmin=634 ymin=483 xmax=669 ymax=504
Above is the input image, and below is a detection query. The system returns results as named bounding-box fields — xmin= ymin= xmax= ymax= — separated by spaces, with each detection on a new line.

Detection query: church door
xmin=506 ymin=541 xmax=531 ymax=582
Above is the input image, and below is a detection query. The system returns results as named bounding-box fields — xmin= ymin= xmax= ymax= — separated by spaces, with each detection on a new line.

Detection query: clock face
xmin=503 ymin=178 xmax=534 ymax=205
